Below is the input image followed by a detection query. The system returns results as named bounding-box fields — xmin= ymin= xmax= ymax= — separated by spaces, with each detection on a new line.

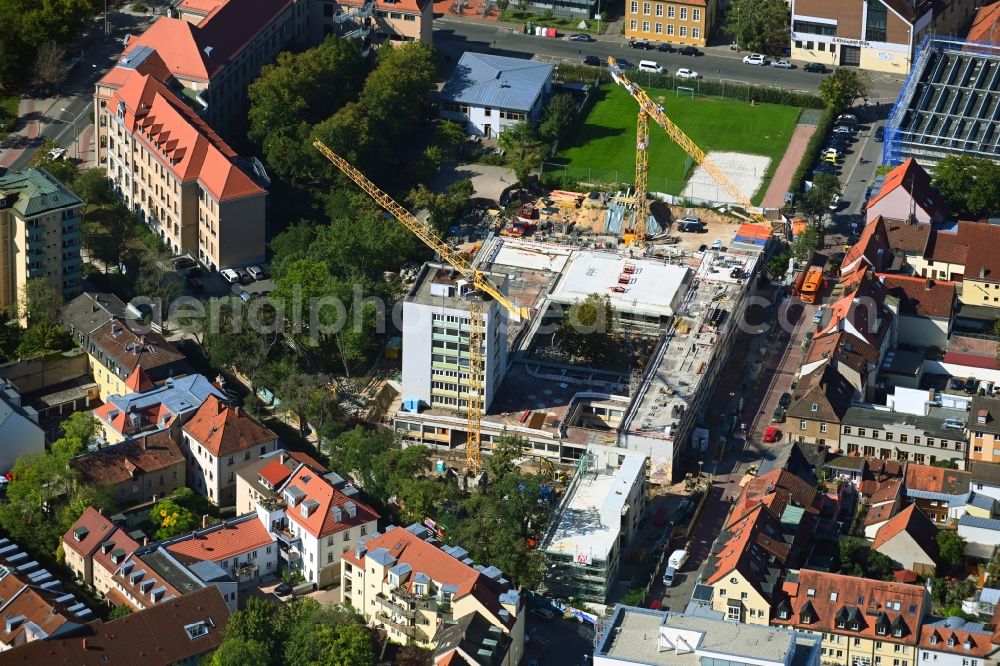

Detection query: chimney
xmin=202 ymin=514 xmax=211 ymax=529
xmin=82 ymin=638 xmax=89 ymax=650
xmin=925 ymin=278 xmax=933 ymax=290
xmin=280 ymin=452 xmax=289 ymax=465
xmin=140 ymin=436 xmax=147 ymax=451
xmin=981 ymin=266 xmax=987 ymax=279
xmin=234 ymin=406 xmax=240 ymax=417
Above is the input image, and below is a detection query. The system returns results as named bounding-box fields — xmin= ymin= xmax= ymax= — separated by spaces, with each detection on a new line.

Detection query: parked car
xmin=742 ymin=53 xmax=767 ymax=65
xmin=274 ymin=582 xmax=294 ymax=597
xmin=710 ymin=239 xmax=723 ymax=251
xmin=679 ymin=45 xmax=699 ymax=56
xmin=235 ymin=268 xmax=251 ymax=283
xmin=813 ymin=309 xmax=824 ymax=325
xmin=874 ymin=125 xmax=885 ymax=142
xmin=678 ymin=215 xmax=702 ymax=231
xmin=657 ymin=42 xmax=675 ymax=53
xmin=828 ymin=194 xmax=842 ymax=211
xmin=173 ymin=256 xmax=197 ymax=271
xmin=628 ymin=39 xmax=651 ymax=49
xmin=569 ymin=33 xmax=594 ymax=42
xmin=676 ymin=68 xmax=700 ymax=79
xmin=832 ymin=125 xmax=853 ymax=134
xmin=247 ymin=265 xmax=266 ymax=281
xmin=614 ymin=58 xmax=635 ymax=69
xmin=820 ymin=152 xmax=838 ymax=164
xmin=965 ymin=377 xmax=979 ymax=394
xmin=668 ymin=549 xmax=689 ymax=570
xmin=950 ymin=377 xmax=964 ymax=391
xmin=582 ymin=55 xmax=601 ymax=66
xmin=238 ymin=289 xmax=253 ymax=303
xmin=771 ymin=406 xmax=785 ymax=423
xmin=763 ymin=426 xmax=781 ymax=443
xmin=813 ymin=164 xmax=836 ymax=177
xmin=778 ymin=392 xmax=792 ymax=409
xmin=837 ymin=113 xmax=858 ymax=126
xmin=638 ymin=60 xmax=663 ymax=73
xmin=771 ymin=59 xmax=793 ymax=69
xmin=221 ymin=268 xmax=240 ymax=284
xmin=531 ymin=607 xmax=556 ymax=620
xmin=804 ymin=62 xmax=826 ymax=73
xmin=662 ymin=566 xmax=677 ymax=587
xmin=698 ymin=243 xmax=708 ymax=252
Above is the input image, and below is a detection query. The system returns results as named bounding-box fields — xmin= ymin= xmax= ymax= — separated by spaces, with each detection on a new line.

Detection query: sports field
xmin=552 ymin=85 xmax=802 ymax=204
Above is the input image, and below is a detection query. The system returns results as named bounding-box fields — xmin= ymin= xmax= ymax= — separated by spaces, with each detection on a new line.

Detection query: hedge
xmin=555 ymin=64 xmax=825 ymax=109
xmin=788 ymin=106 xmax=837 ymax=195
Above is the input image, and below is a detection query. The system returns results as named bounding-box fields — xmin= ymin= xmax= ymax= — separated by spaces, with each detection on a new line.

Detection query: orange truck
xmin=799 ymin=266 xmax=824 ymax=304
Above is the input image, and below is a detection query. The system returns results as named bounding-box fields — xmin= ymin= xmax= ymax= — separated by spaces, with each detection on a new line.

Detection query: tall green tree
xmin=149 ymin=495 xmax=199 ymax=540
xmin=498 ymin=122 xmax=546 ymax=184
xmin=937 ymin=530 xmax=966 ymax=567
xmin=791 ymin=224 xmax=823 ymax=263
xmin=539 ymin=93 xmax=578 ymax=144
xmin=723 ymin=0 xmax=790 ymax=54
xmin=818 ymin=68 xmax=872 ymax=114
xmin=799 ymin=173 xmax=840 ymax=221
xmin=558 ymin=293 xmax=616 ymax=364
xmin=931 ymin=154 xmax=1000 ymax=218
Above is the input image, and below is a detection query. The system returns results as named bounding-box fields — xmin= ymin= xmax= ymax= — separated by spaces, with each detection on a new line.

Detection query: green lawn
xmin=552 ymin=85 xmax=802 ymax=204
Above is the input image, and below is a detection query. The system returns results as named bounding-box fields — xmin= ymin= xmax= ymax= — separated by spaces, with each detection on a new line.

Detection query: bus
xmin=799 ymin=266 xmax=824 ymax=304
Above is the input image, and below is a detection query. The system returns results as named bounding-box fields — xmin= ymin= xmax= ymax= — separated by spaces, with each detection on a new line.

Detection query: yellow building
xmin=84 ymin=317 xmax=186 ymax=401
xmin=969 ymin=397 xmax=1000 ymax=464
xmin=624 ymin=0 xmax=716 ymax=47
xmin=772 ymin=570 xmax=930 ymax=666
xmin=909 ymin=221 xmax=1000 ymax=308
xmin=342 ymin=525 xmax=525 ymax=658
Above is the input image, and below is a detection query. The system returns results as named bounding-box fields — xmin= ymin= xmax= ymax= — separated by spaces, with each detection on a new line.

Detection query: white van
xmin=668 ymin=549 xmax=689 ymax=570
xmin=662 ymin=566 xmax=677 ymax=587
xmin=638 ymin=60 xmax=663 ymax=73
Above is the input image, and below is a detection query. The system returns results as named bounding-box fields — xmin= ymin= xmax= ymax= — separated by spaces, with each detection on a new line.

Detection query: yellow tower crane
xmin=313 ymin=140 xmax=530 ymax=473
xmin=607 ymin=57 xmax=784 ymax=236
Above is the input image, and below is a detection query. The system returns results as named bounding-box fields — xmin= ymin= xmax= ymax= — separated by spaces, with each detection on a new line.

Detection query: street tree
xmin=33 ymin=40 xmax=66 ymax=92
xmin=723 ymin=0 xmax=790 ymax=54
xmin=799 ymin=173 xmax=840 ymax=221
xmin=937 ymin=530 xmax=967 ymax=568
xmin=557 ymin=293 xmax=616 ymax=364
xmin=931 ymin=154 xmax=1000 ymax=218
xmin=818 ymin=68 xmax=872 ymax=113
xmin=791 ymin=224 xmax=823 ymax=263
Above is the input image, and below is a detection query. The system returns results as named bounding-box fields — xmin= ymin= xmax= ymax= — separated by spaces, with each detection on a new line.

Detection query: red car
xmin=763 ymin=427 xmax=781 ymax=443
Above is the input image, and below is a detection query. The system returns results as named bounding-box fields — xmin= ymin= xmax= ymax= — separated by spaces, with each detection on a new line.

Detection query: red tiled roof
xmin=968 ymin=2 xmax=1000 ymax=43
xmin=868 ymin=477 xmax=903 ymax=505
xmin=182 ymin=395 xmax=277 ymax=457
xmin=341 ymin=0 xmax=431 ymax=13
xmin=865 ymin=502 xmax=896 ymax=526
xmin=63 ymin=508 xmax=118 ymax=559
xmin=803 ymin=331 xmax=878 ymax=375
xmin=288 ymin=450 xmax=328 ymax=473
xmin=93 ymin=530 xmax=141 ymax=578
xmin=166 ymin=515 xmax=273 ymax=563
xmin=124 ymin=366 xmax=156 ymax=393
xmin=926 ymin=221 xmax=1000 ymax=282
xmin=112 ymin=552 xmax=184 ymax=608
xmin=0 ymin=572 xmax=79 ymax=647
xmin=919 ymin=621 xmax=996 ymax=657
xmin=706 ymin=504 xmax=788 ymax=598
xmin=893 ymin=569 xmax=918 ymax=583
xmin=884 ymin=217 xmax=931 ymax=255
xmin=843 ymin=216 xmax=891 ymax=275
xmin=87 ymin=317 xmax=185 ymax=379
xmin=878 ymin=273 xmax=956 ymax=319
xmin=258 ymin=459 xmax=292 ymax=488
xmin=283 ymin=466 xmax=379 ymax=539
xmin=342 ymin=526 xmax=515 ymax=629
xmin=772 ymin=570 xmax=927 ymax=644
xmin=871 ymin=504 xmax=938 ymax=559
xmin=867 ymin=158 xmax=947 ymax=220
xmin=904 ymin=462 xmax=971 ymax=495
xmin=69 ymin=431 xmax=185 ymax=487
xmin=729 ymin=469 xmax=819 ymax=527
xmin=819 ymin=271 xmax=891 ymax=350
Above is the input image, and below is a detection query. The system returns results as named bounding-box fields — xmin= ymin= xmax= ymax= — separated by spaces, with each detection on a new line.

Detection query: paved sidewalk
xmin=0 ymin=99 xmax=42 ymax=170
xmin=761 ymin=123 xmax=816 ymax=209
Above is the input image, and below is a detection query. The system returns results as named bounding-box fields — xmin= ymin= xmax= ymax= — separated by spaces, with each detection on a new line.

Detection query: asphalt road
xmin=433 ymin=17 xmax=907 ymax=102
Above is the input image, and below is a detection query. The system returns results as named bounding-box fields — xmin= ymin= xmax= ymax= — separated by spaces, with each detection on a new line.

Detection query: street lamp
xmin=596 ymin=0 xmax=602 ymax=35
xmin=59 ymin=106 xmax=91 ymax=161
xmin=697 ymin=460 xmax=703 ymax=478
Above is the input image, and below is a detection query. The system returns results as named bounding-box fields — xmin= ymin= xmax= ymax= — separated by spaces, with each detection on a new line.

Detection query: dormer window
xmin=851 ymin=622 xmax=860 ymax=631
xmin=807 ymin=588 xmax=815 ymax=597
xmin=930 ymin=635 xmax=938 ymax=645
xmin=965 ymin=641 xmax=972 ymax=650
xmin=893 ymin=628 xmax=902 ymax=638
xmin=836 ymin=619 xmax=845 ymax=628
xmin=948 ymin=637 xmax=956 ymax=647
xmin=877 ymin=625 xmax=888 ymax=636
xmin=801 ymin=613 xmax=812 ymax=624
xmin=779 ymin=609 xmax=789 ymax=619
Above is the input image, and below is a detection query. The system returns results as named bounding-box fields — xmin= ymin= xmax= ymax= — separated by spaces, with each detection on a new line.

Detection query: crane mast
xmin=312 ymin=139 xmax=529 ymax=473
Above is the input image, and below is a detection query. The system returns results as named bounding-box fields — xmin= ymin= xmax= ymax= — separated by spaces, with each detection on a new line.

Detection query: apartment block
xmin=62 ymin=509 xmax=141 ymax=599
xmin=181 ymin=395 xmax=280 ymax=505
xmin=624 ymin=0 xmax=717 ymax=47
xmin=84 ymin=317 xmax=187 ymax=401
xmin=342 ymin=524 xmax=525 ymax=655
xmin=541 ymin=447 xmax=647 ymax=604
xmin=970 ymin=397 xmax=1000 ymax=464
xmin=235 ymin=449 xmax=329 ymax=515
xmin=401 ymin=264 xmax=510 ymax=414
xmin=69 ymin=430 xmax=186 ymax=508
xmin=839 ymin=405 xmax=968 ymax=466
xmin=315 ymin=0 xmax=433 ymax=44
xmin=0 ymin=169 xmax=83 ymax=316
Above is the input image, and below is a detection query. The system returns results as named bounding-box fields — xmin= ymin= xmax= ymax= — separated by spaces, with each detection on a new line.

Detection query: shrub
xmin=788 ymin=106 xmax=836 ymax=195
xmin=131 ymin=2 xmax=148 ymax=11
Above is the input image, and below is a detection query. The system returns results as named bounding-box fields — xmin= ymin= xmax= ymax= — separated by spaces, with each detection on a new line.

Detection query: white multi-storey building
xmin=917 ymin=618 xmax=997 ymax=666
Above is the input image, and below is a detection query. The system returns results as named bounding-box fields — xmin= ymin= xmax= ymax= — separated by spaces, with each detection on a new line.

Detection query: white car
xmin=221 ymin=268 xmax=240 ymax=284
xmin=771 ymin=59 xmax=793 ymax=69
xmin=828 ymin=194 xmax=841 ymax=211
xmin=742 ymin=53 xmax=766 ymax=65
xmin=832 ymin=125 xmax=853 ymax=134
xmin=246 ymin=265 xmax=266 ymax=281
xmin=836 ymin=113 xmax=858 ymax=126
xmin=676 ymin=68 xmax=700 ymax=79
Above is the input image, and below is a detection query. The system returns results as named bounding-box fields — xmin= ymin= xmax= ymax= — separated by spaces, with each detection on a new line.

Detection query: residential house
xmin=967 ymin=1 xmax=1000 ymax=43
xmin=911 ymin=222 xmax=1000 ymax=308
xmin=92 ymin=372 xmax=225 ymax=444
xmin=433 ymin=611 xmax=517 ymax=666
xmin=0 ymin=568 xmax=92 ymax=651
xmin=1 ymin=586 xmax=230 ymax=666
xmin=0 ymin=169 xmax=83 ymax=316
xmin=624 ymin=0 xmax=718 ymax=47
xmin=957 ymin=514 xmax=1000 ymax=552
xmin=439 ymin=53 xmax=554 ymax=138
xmin=771 ymin=569 xmax=930 ymax=666
xmin=800 ymin=332 xmax=878 ymax=400
xmin=917 ymin=617 xmax=998 ymax=666
xmin=91 ymin=528 xmax=141 ymax=602
xmin=320 ymin=0 xmax=432 ymax=44
xmin=884 ymin=217 xmax=932 ymax=273
xmin=62 ymin=508 xmax=121 ymax=589
xmin=0 ymin=379 xmax=44 ymax=473
xmin=970 ymin=460 xmax=1000 ymax=500
xmin=940 ymin=334 xmax=1000 ymax=387
xmin=341 ymin=524 xmax=525 ymax=654
xmin=865 ymin=158 xmax=949 ymax=224
xmin=703 ymin=504 xmax=788 ymax=625
xmin=85 ymin=317 xmax=187 ymax=400
xmin=904 ymin=462 xmax=971 ymax=525
xmin=969 ymin=397 xmax=1000 ymax=464
xmin=103 ymin=72 xmax=268 ymax=269
xmin=878 ymin=274 xmax=955 ymax=349
xmin=786 ymin=365 xmax=856 ymax=449
xmin=58 ymin=292 xmax=136 ymax=348
xmin=965 ymin=491 xmax=997 ymax=519
xmin=181 ymin=395 xmax=279 ymax=506
xmin=593 ymin=605 xmax=821 ymax=666
xmin=818 ymin=271 xmax=895 ymax=361
xmin=841 ymin=216 xmax=892 ymax=279
xmin=839 ymin=405 xmax=968 ymax=466
xmin=871 ymin=504 xmax=939 ymax=575
xmin=235 ymin=449 xmax=329 ymax=515
xmin=864 ymin=477 xmax=904 ymax=538
xmin=68 ymin=430 xmax=186 ymax=508
xmin=728 ymin=468 xmax=821 ymax=537
xmin=264 ymin=464 xmax=378 ymax=587
xmin=160 ymin=513 xmax=278 ymax=588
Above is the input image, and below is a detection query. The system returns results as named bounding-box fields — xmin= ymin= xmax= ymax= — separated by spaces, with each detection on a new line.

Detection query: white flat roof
xmin=490 ymin=239 xmax=572 ymax=273
xmin=548 ymin=251 xmax=689 ymax=319
xmin=544 ymin=453 xmax=645 ymax=561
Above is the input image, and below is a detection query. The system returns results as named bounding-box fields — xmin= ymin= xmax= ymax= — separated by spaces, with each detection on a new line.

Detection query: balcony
xmin=375 ymin=612 xmax=422 ymax=639
xmin=375 ymin=594 xmax=415 ymax=618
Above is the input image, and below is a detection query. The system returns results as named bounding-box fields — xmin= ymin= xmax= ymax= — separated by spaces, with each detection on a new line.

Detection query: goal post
xmin=676 ymin=86 xmax=695 ymax=99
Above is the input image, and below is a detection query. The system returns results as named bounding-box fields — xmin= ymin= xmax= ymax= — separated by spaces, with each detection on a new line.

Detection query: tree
xmin=539 ymin=93 xmax=578 ymax=144
xmin=149 ymin=495 xmax=199 ymax=540
xmin=20 ymin=277 xmax=62 ymax=325
xmin=15 ymin=321 xmax=72 ymax=357
xmin=28 ymin=138 xmax=78 ymax=185
xmin=799 ymin=173 xmax=840 ymax=222
xmin=82 ymin=204 xmax=131 ymax=274
xmin=497 ymin=0 xmax=509 ymax=19
xmin=487 ymin=432 xmax=526 ymax=480
xmin=722 ymin=0 xmax=790 ymax=54
xmin=931 ymin=459 xmax=959 ymax=469
xmin=766 ymin=249 xmax=791 ymax=278
xmin=0 ymin=311 xmax=21 ymax=361
xmin=557 ymin=293 xmax=616 ymax=364
xmin=931 ymin=154 xmax=1000 ymax=218
xmin=108 ymin=605 xmax=133 ymax=620
xmin=498 ymin=122 xmax=545 ymax=184
xmin=51 ymin=412 xmax=98 ymax=459
xmin=406 ymin=179 xmax=474 ymax=235
xmin=818 ymin=68 xmax=872 ymax=114
xmin=791 ymin=224 xmax=823 ymax=263
xmin=33 ymin=41 xmax=66 ymax=92
xmin=866 ymin=549 xmax=895 ymax=580
xmin=209 ymin=639 xmax=271 ymax=666
xmin=74 ymin=167 xmax=113 ymax=205
xmin=937 ymin=530 xmax=966 ymax=567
